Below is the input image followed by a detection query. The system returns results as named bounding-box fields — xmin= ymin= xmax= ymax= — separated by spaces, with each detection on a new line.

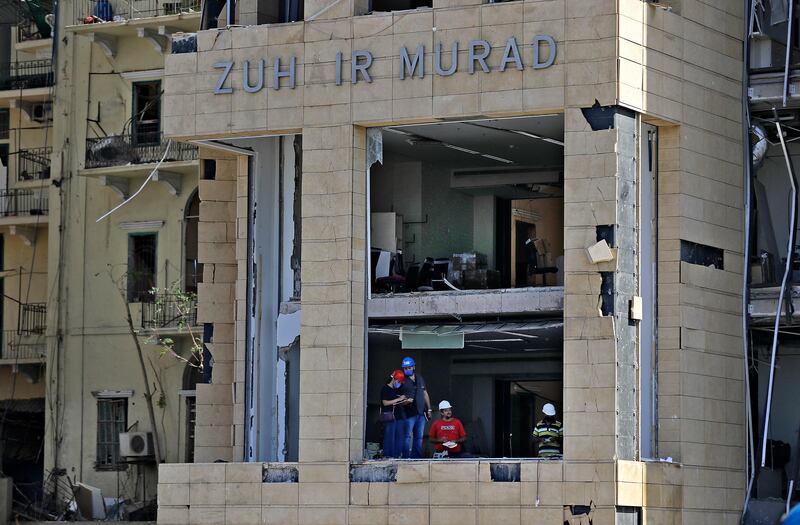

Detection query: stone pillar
xmin=298 ymin=124 xmax=365 ymax=463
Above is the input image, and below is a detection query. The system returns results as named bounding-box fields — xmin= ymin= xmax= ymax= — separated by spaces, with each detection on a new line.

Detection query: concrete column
xmin=298 ymin=124 xmax=363 ymax=463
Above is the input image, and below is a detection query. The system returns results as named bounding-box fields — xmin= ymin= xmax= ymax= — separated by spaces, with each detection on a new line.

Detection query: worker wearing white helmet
xmin=429 ymin=400 xmax=467 ymax=457
xmin=532 ymin=403 xmax=562 ymax=458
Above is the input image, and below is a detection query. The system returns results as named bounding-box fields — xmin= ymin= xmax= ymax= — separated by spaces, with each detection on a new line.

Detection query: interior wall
xmin=509 ymin=197 xmax=564 ymax=286
xmin=371 ymin=159 xmax=477 ymax=267
xmin=757 ymin=348 xmax=800 ymax=456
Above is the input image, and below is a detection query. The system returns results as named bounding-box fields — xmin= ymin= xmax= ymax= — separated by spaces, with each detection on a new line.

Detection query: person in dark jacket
xmin=398 ymin=356 xmax=431 ymax=458
xmin=380 ymin=370 xmax=408 ymax=458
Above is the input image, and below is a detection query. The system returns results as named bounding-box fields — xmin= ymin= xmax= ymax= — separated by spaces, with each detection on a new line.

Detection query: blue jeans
xmin=401 ymin=414 xmax=427 ymax=458
xmin=383 ymin=420 xmax=398 ymax=458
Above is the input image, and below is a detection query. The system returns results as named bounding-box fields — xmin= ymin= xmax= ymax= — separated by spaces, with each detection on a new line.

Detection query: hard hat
xmin=391 ymin=370 xmax=405 ymax=383
xmin=782 ymin=504 xmax=800 ymax=524
xmin=542 ymin=403 xmax=556 ymax=416
xmin=401 ymin=357 xmax=416 ymax=368
xmin=438 ymin=400 xmax=453 ymax=410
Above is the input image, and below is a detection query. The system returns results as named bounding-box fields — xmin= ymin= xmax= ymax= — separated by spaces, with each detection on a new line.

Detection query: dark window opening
xmin=128 ymin=233 xmax=157 ymax=303
xmin=369 ymin=0 xmax=430 ymax=13
xmin=185 ymin=190 xmax=202 ymax=295
xmin=132 ymin=81 xmax=161 ymax=146
xmin=680 ymin=239 xmax=724 ymax=270
xmin=96 ymin=398 xmax=128 ymax=470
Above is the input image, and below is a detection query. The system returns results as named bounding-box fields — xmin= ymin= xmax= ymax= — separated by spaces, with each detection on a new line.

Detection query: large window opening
xmin=366 ymin=115 xmax=564 ymax=460
xmin=132 ymin=81 xmax=161 ymax=146
xmin=370 ymin=115 xmax=564 ymax=296
xmin=203 ymin=134 xmax=301 ymax=463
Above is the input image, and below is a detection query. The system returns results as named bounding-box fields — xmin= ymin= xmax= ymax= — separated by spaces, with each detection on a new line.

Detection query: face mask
xmin=393 ymin=381 xmax=401 ymax=388
xmin=404 ymin=368 xmax=414 ymax=376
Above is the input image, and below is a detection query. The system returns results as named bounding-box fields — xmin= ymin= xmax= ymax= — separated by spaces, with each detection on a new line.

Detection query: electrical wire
xmin=94 ymin=139 xmax=172 ymax=222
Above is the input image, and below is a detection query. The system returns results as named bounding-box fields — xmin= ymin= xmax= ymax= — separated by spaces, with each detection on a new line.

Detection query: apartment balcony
xmin=16 ymin=0 xmax=54 ymax=52
xmin=82 ymin=133 xmax=198 ymax=194
xmin=0 ymin=188 xmax=48 ymax=226
xmin=68 ymin=0 xmax=201 ymax=49
xmin=17 ymin=147 xmax=51 ymax=182
xmin=0 ymin=60 xmax=54 ymax=106
xmin=141 ymin=292 xmax=198 ymax=333
xmin=0 ymin=330 xmax=46 ymax=364
xmin=20 ymin=302 xmax=47 ymax=335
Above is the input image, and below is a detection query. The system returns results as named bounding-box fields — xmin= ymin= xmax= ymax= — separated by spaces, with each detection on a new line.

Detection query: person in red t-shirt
xmin=428 ymin=400 xmax=467 ymax=457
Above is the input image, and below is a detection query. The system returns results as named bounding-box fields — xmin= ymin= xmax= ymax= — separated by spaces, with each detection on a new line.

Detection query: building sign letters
xmin=213 ymin=35 xmax=556 ymax=94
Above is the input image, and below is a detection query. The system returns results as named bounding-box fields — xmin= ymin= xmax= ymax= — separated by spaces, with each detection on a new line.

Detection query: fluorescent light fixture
xmin=444 ymin=144 xmax=481 ymax=155
xmin=481 ymin=154 xmax=514 ymax=164
xmin=468 ymin=338 xmax=524 ymax=343
xmin=507 ymin=129 xmax=564 ymax=146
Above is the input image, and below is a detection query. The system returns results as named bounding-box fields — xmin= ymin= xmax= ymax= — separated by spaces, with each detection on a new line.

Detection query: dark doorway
xmin=494 ymin=380 xmax=560 ymax=457
xmin=131 ymin=81 xmax=161 ymax=145
xmin=514 ymin=221 xmax=535 ymax=288
xmin=1 ymin=398 xmax=45 ymax=508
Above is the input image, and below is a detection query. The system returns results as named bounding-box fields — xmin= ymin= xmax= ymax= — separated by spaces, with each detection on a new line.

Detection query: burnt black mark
xmin=490 ymin=463 xmax=520 ymax=482
xmin=680 ymin=240 xmax=724 ymax=270
xmin=349 ymin=464 xmax=397 ymax=483
xmin=600 ymin=272 xmax=614 ymax=316
xmin=171 ymin=33 xmax=197 ymax=54
xmin=263 ymin=466 xmax=299 ymax=483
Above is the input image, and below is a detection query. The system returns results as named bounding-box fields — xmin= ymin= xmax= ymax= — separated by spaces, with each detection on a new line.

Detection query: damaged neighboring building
xmin=744 ymin=0 xmax=800 ymax=522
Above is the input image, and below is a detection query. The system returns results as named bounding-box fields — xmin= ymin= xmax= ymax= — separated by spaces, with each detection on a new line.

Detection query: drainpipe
xmin=742 ymin=0 xmax=757 ymax=517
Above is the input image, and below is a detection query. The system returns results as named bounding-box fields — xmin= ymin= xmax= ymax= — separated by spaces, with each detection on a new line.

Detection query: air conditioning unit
xmin=119 ymin=432 xmax=154 ymax=458
xmin=31 ymin=102 xmax=52 ymax=123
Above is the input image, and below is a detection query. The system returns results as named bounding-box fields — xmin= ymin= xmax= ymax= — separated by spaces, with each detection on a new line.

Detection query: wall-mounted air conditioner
xmin=119 ymin=432 xmax=154 ymax=458
xmin=31 ymin=103 xmax=52 ymax=123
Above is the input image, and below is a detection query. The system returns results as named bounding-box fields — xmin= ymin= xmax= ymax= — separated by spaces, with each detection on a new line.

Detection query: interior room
xmin=365 ymin=319 xmax=563 ymax=459
xmin=369 ymin=115 xmax=564 ymax=296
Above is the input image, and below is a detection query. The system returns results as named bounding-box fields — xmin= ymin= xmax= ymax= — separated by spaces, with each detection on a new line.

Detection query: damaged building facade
xmin=145 ymin=0 xmax=747 ymax=523
xmin=1 ymin=0 xmax=746 ymax=522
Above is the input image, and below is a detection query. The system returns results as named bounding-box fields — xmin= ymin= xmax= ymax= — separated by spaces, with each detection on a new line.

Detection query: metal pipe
xmin=783 ymin=0 xmax=795 ymax=107
xmin=761 ymin=117 xmax=798 ymax=471
xmin=742 ymin=2 xmax=757 ymax=517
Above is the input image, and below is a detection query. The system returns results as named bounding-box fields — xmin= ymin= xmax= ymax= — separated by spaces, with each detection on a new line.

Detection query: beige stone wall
xmin=154 ymin=0 xmax=747 ymax=523
xmin=618 ymin=2 xmax=745 ymax=522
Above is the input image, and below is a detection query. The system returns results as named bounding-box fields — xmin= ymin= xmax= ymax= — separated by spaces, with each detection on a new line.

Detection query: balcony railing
xmin=18 ymin=0 xmax=55 ymax=43
xmin=85 ymin=132 xmax=198 ymax=169
xmin=17 ymin=147 xmax=52 ymax=181
xmin=78 ymin=0 xmax=201 ymax=22
xmin=20 ymin=303 xmax=47 ymax=335
xmin=0 ymin=60 xmax=54 ymax=91
xmin=0 ymin=189 xmax=48 ymax=217
xmin=1 ymin=330 xmax=46 ymax=360
xmin=142 ymin=293 xmax=197 ymax=329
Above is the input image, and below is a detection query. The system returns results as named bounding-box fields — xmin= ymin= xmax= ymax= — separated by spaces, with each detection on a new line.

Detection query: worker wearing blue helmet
xmin=398 ymin=356 xmax=432 ymax=458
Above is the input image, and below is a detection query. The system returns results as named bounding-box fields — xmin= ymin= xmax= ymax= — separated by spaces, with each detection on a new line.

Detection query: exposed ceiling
xmin=381 ymin=114 xmax=565 ymax=169
xmin=368 ymin=320 xmax=563 ymax=354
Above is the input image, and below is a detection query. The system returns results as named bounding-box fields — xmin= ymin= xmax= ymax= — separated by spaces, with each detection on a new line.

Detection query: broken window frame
xmin=127 ymin=232 xmax=158 ymax=303
xmin=95 ymin=397 xmax=128 ymax=471
xmin=131 ymin=80 xmax=161 ymax=147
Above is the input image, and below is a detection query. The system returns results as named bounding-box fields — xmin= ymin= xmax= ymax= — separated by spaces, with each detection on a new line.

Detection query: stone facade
xmin=156 ymin=0 xmax=745 ymax=524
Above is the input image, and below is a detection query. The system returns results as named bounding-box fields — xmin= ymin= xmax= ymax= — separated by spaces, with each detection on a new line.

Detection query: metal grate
xmin=78 ymin=0 xmax=200 ymax=22
xmin=141 ymin=293 xmax=197 ymax=329
xmin=20 ymin=302 xmax=46 ymax=335
xmin=96 ymin=398 xmax=127 ymax=469
xmin=85 ymin=132 xmax=198 ymax=169
xmin=0 ymin=188 xmax=48 ymax=216
xmin=0 ymin=59 xmax=54 ymax=91
xmin=17 ymin=147 xmax=52 ymax=181
xmin=0 ymin=330 xmax=46 ymax=360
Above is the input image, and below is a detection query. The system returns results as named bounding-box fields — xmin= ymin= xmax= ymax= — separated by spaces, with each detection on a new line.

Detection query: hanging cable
xmin=95 ymin=140 xmax=172 ymax=222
